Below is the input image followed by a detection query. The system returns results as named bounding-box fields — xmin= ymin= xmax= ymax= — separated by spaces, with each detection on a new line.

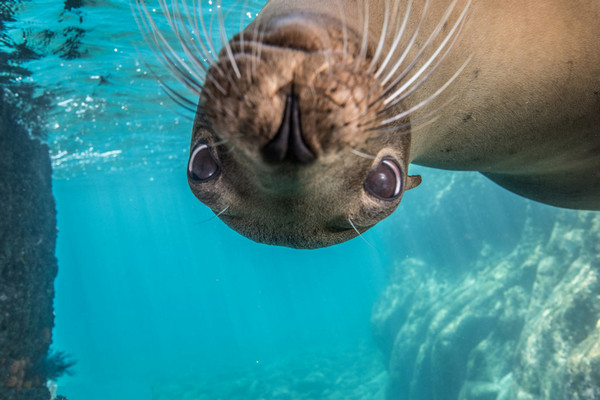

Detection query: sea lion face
xmin=187 ymin=14 xmax=421 ymax=249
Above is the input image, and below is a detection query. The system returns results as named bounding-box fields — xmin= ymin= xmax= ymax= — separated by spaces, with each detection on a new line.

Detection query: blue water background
xmin=10 ymin=0 xmax=560 ymax=398
xmin=52 ymin=170 xmax=391 ymax=399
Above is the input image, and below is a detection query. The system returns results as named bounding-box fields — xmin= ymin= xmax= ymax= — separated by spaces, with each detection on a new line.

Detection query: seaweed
xmin=30 ymin=350 xmax=76 ymax=381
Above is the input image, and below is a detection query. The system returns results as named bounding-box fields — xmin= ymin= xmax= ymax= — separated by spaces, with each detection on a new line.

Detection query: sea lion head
xmin=187 ymin=12 xmax=422 ymax=249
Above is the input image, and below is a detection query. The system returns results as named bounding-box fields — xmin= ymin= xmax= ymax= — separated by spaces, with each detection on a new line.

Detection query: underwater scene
xmin=1 ymin=1 xmax=599 ymax=400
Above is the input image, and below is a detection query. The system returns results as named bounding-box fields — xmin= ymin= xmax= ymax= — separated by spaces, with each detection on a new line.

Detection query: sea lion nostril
xmin=262 ymin=94 xmax=316 ymax=164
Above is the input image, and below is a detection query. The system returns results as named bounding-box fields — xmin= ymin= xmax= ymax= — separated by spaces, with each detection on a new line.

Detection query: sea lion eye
xmin=364 ymin=158 xmax=402 ymax=201
xmin=188 ymin=144 xmax=220 ymax=182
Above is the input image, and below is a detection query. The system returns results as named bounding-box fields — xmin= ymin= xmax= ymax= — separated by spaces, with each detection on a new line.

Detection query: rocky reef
xmin=152 ymin=344 xmax=387 ymax=400
xmin=0 ymin=1 xmax=87 ymax=398
xmin=372 ymin=201 xmax=600 ymax=400
xmin=0 ymin=88 xmax=58 ymax=398
xmin=0 ymin=86 xmax=58 ymax=400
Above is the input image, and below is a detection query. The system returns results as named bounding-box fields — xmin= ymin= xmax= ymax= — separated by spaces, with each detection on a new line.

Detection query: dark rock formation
xmin=372 ymin=208 xmax=600 ymax=400
xmin=0 ymin=87 xmax=57 ymax=400
xmin=0 ymin=0 xmax=86 ymax=396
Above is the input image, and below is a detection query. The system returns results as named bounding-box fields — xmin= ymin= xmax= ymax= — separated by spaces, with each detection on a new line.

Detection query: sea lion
xmin=137 ymin=0 xmax=600 ymax=248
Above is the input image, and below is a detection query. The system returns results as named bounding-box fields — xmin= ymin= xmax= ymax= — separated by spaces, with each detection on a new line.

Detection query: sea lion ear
xmin=405 ymin=175 xmax=422 ymax=191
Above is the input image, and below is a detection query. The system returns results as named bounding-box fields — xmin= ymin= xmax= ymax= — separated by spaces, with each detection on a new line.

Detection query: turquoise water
xmin=5 ymin=1 xmax=566 ymax=399
xmin=51 ymin=171 xmax=390 ymax=399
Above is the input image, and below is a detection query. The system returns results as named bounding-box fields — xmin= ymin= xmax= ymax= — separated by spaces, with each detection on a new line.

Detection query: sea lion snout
xmin=262 ymin=92 xmax=316 ymax=164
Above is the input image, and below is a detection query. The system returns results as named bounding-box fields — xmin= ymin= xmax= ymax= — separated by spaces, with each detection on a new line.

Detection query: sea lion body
xmin=174 ymin=0 xmax=600 ymax=247
xmin=400 ymin=0 xmax=600 ymax=209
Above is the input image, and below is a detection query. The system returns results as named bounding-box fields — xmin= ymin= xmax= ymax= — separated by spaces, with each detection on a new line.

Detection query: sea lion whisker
xmin=244 ymin=51 xmax=255 ymax=84
xmin=381 ymin=0 xmax=463 ymax=102
xmin=319 ymin=46 xmax=334 ymax=78
xmin=200 ymin=78 xmax=227 ymax=103
xmin=334 ymin=0 xmax=349 ymax=63
xmin=132 ymin=2 xmax=188 ymax=84
xmin=378 ymin=0 xmax=429 ymax=88
xmin=381 ymin=55 xmax=471 ymax=125
xmin=350 ymin=148 xmax=377 ymax=159
xmin=365 ymin=0 xmax=427 ymax=109
xmin=250 ymin=28 xmax=259 ymax=76
xmin=348 ymin=218 xmax=375 ymax=249
xmin=212 ymin=139 xmax=229 ymax=147
xmin=225 ymin=142 xmax=238 ymax=154
xmin=172 ymin=107 xmax=196 ymax=122
xmin=374 ymin=0 xmax=414 ymax=80
xmin=354 ymin=0 xmax=370 ymax=72
xmin=371 ymin=127 xmax=410 ymax=140
xmin=136 ymin=0 xmax=210 ymax=95
xmin=134 ymin=0 xmax=188 ymax=75
xmin=338 ymin=93 xmax=383 ymax=130
xmin=248 ymin=16 xmax=268 ymax=77
xmin=364 ymin=118 xmax=411 ymax=134
xmin=367 ymin=117 xmax=436 ymax=142
xmin=203 ymin=14 xmax=242 ymax=96
xmin=133 ymin=0 xmax=159 ymax=45
xmin=196 ymin=205 xmax=229 ymax=224
xmin=190 ymin=0 xmax=218 ymax=64
xmin=340 ymin=90 xmax=389 ymax=130
xmin=367 ymin=0 xmax=391 ymax=74
xmin=215 ymin=206 xmax=229 ymax=218
xmin=200 ymin=83 xmax=239 ymax=120
xmin=147 ymin=28 xmax=204 ymax=94
xmin=254 ymin=29 xmax=266 ymax=76
xmin=373 ymin=112 xmax=443 ymax=142
xmin=383 ymin=0 xmax=471 ymax=106
xmin=369 ymin=100 xmax=447 ymax=135
xmin=381 ymin=0 xmax=459 ymax=99
xmin=216 ymin=0 xmax=242 ymax=80
xmin=377 ymin=22 xmax=464 ymax=116
xmin=201 ymin=69 xmax=227 ymax=96
xmin=382 ymin=92 xmax=455 ymax=126
xmin=211 ymin=99 xmax=239 ymax=121
xmin=191 ymin=107 xmax=213 ymax=128
xmin=134 ymin=22 xmax=223 ymax=113
xmin=363 ymin=84 xmax=458 ymax=134
xmin=132 ymin=40 xmax=201 ymax=112
xmin=166 ymin=0 xmax=220 ymax=87
xmin=159 ymin=80 xmax=198 ymax=115
xmin=194 ymin=0 xmax=238 ymax=91
xmin=237 ymin=0 xmax=251 ymax=55
xmin=176 ymin=0 xmax=220 ymax=69
xmin=202 ymin=0 xmax=223 ymax=64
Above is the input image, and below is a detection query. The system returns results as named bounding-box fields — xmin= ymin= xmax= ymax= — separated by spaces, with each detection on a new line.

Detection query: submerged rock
xmin=372 ymin=210 xmax=600 ymax=400
xmin=0 ymin=87 xmax=58 ymax=400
